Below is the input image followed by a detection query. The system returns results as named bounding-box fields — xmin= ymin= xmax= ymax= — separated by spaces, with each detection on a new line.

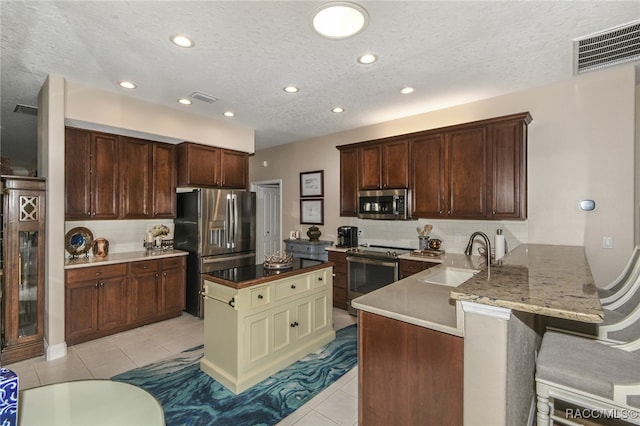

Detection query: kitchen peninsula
xmin=352 ymin=244 xmax=603 ymax=425
xmin=201 ymin=258 xmax=335 ymax=394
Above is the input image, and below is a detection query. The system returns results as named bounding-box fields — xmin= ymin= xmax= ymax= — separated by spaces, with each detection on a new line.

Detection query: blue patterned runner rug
xmin=112 ymin=324 xmax=357 ymax=426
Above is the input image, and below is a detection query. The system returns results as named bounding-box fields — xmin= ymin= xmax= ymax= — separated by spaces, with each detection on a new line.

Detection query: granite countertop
xmin=64 ymin=249 xmax=188 ymax=269
xmin=204 ymin=258 xmax=333 ymax=289
xmin=451 ymin=244 xmax=604 ymax=323
xmin=351 ymin=253 xmax=485 ymax=337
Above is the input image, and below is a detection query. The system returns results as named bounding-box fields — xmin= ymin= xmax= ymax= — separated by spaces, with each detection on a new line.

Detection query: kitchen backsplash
xmin=65 ymin=219 xmax=174 ymax=254
xmin=347 ymin=218 xmax=528 ymax=254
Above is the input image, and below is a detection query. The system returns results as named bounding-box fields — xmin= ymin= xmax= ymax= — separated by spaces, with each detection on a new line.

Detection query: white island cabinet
xmin=201 ymin=265 xmax=335 ymax=394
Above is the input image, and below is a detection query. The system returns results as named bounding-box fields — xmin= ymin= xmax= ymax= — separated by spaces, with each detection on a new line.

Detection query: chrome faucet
xmin=465 ymin=231 xmax=492 ymax=268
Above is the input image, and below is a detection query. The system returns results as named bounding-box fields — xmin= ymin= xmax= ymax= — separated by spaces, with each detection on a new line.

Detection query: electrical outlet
xmin=603 ymin=236 xmax=613 ymax=249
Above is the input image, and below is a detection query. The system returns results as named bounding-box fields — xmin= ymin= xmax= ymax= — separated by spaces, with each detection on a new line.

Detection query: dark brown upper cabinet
xmin=338 ymin=112 xmax=532 ymax=220
xmin=65 ymin=127 xmax=119 ymax=220
xmin=338 ymin=147 xmax=359 ymax=216
xmin=358 ymin=139 xmax=409 ymax=190
xmin=177 ymin=142 xmax=248 ymax=189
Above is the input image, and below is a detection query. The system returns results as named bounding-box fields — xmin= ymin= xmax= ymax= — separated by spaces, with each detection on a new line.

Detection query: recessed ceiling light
xmin=223 ymin=111 xmax=235 ymax=117
xmin=170 ymin=34 xmax=195 ymax=48
xmin=283 ymin=86 xmax=299 ymax=93
xmin=178 ymin=98 xmax=192 ymax=105
xmin=118 ymin=81 xmax=136 ymax=89
xmin=358 ymin=53 xmax=377 ymax=64
xmin=312 ymin=2 xmax=369 ymax=40
xmin=400 ymin=87 xmax=415 ymax=94
xmin=332 ymin=107 xmax=344 ymax=113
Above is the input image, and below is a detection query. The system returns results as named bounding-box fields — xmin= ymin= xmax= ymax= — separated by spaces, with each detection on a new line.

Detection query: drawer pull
xmin=228 ymin=297 xmax=236 ymax=308
xmin=257 ymin=294 xmax=264 ymax=299
xmin=95 ymin=272 xmax=101 ymax=276
xmin=318 ymin=277 xmax=323 ymax=281
xmin=290 ymin=321 xmax=299 ymax=328
xmin=291 ymin=284 xmax=296 ymax=289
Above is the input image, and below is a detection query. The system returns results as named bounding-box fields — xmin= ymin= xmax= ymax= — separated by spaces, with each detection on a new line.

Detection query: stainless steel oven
xmin=346 ymin=245 xmax=411 ymax=315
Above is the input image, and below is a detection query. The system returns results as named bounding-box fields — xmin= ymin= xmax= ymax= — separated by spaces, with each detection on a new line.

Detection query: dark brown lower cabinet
xmin=359 ymin=311 xmax=463 ymax=425
xmin=328 ymin=251 xmax=348 ymax=310
xmin=66 ymin=256 xmax=185 ymax=345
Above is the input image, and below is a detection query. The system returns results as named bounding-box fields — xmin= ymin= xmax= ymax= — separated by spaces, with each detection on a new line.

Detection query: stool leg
xmin=537 ymin=394 xmax=551 ymax=426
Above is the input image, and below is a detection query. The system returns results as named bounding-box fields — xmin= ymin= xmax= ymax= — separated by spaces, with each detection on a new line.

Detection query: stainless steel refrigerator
xmin=174 ymin=188 xmax=256 ymax=317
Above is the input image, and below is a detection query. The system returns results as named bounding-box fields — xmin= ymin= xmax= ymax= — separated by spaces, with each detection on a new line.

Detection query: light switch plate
xmin=603 ymin=236 xmax=613 ymax=249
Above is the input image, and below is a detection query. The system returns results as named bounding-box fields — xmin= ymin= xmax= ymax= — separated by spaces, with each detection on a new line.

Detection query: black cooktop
xmin=208 ymin=257 xmax=325 ymax=283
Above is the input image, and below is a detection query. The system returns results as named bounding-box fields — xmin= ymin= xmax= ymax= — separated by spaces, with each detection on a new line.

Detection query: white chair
xmin=599 ymin=245 xmax=640 ymax=305
xmin=536 ymin=331 xmax=640 ymax=425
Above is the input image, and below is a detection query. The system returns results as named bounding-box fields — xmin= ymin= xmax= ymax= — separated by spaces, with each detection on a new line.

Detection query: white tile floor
xmin=6 ymin=308 xmax=358 ymax=426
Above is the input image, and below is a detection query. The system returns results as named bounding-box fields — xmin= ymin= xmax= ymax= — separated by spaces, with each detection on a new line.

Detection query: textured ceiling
xmin=1 ymin=1 xmax=639 ymax=168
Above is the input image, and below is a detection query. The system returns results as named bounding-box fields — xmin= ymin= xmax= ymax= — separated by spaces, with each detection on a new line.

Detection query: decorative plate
xmin=65 ymin=227 xmax=94 ymax=257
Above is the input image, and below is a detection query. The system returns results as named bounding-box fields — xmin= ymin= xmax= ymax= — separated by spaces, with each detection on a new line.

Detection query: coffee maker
xmin=337 ymin=226 xmax=358 ymax=248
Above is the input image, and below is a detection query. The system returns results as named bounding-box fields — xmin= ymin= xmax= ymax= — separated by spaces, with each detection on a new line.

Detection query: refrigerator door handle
xmin=231 ymin=194 xmax=238 ymax=249
xmin=225 ymin=194 xmax=232 ymax=248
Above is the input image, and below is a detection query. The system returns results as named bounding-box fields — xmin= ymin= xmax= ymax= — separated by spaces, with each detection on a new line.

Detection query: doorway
xmin=251 ymin=180 xmax=283 ymax=262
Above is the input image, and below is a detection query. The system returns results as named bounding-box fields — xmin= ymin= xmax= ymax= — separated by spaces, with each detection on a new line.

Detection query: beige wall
xmin=250 ymin=65 xmax=637 ymax=284
xmin=65 ymin=80 xmax=255 ymax=153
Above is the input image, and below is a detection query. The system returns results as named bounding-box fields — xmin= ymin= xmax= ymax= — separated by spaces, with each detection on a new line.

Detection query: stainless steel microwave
xmin=357 ymin=189 xmax=412 ymax=220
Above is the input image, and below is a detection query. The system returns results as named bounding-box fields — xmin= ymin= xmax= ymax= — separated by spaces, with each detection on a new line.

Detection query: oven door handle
xmin=347 ymin=256 xmax=398 ymax=268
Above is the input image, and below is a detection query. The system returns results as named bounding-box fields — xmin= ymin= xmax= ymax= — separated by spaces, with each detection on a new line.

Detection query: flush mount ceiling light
xmin=170 ymin=34 xmax=195 ymax=48
xmin=357 ymin=53 xmax=377 ymax=64
xmin=223 ymin=111 xmax=235 ymax=117
xmin=283 ymin=86 xmax=299 ymax=93
xmin=118 ymin=81 xmax=136 ymax=89
xmin=400 ymin=87 xmax=415 ymax=94
xmin=312 ymin=2 xmax=369 ymax=40
xmin=178 ymin=98 xmax=192 ymax=105
xmin=331 ymin=107 xmax=344 ymax=113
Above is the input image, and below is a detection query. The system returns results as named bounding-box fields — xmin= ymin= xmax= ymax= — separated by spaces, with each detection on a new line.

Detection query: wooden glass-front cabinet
xmin=1 ymin=176 xmax=46 ymax=364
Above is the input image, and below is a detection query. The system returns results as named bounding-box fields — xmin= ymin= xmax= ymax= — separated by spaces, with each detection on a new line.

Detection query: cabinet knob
xmin=318 ymin=277 xmax=323 ymax=281
xmin=92 ymin=212 xmax=96 ymax=216
xmin=492 ymin=211 xmax=496 ymax=215
xmin=87 ymin=211 xmax=91 ymax=216
xmin=163 ymin=272 xmax=167 ymax=277
xmin=291 ymin=284 xmax=296 ymax=289
xmin=99 ymin=282 xmax=104 ymax=287
xmin=290 ymin=321 xmax=299 ymax=328
xmin=94 ymin=282 xmax=99 ymax=288
xmin=95 ymin=272 xmax=101 ymax=276
xmin=155 ymin=273 xmax=159 ymax=278
xmin=257 ymin=294 xmax=264 ymax=299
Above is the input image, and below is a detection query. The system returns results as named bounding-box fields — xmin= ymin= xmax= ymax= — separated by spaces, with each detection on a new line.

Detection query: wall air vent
xmin=189 ymin=91 xmax=219 ymax=104
xmin=13 ymin=104 xmax=38 ymax=116
xmin=574 ymin=20 xmax=640 ymax=75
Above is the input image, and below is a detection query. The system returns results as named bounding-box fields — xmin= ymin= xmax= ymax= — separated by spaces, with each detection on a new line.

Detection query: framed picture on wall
xmin=300 ymin=170 xmax=324 ymax=197
xmin=300 ymin=199 xmax=324 ymax=225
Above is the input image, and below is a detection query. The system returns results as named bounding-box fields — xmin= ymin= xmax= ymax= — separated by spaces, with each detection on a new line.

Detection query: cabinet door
xmin=161 ymin=267 xmax=186 ymax=314
xmin=359 ymin=144 xmax=382 ymax=190
xmin=91 ymin=132 xmax=120 ymax=219
xmin=98 ymin=276 xmax=128 ymax=331
xmin=177 ymin=143 xmax=221 ymax=186
xmin=382 ymin=139 xmax=409 ymax=189
xmin=119 ymin=137 xmax=152 ymax=219
xmin=292 ymin=298 xmax=312 ymax=341
xmin=328 ymin=252 xmax=348 ymax=309
xmin=66 ymin=280 xmax=99 ymax=342
xmin=129 ymin=271 xmax=159 ymax=323
xmin=359 ymin=311 xmax=463 ymax=425
xmin=447 ymin=127 xmax=488 ymax=218
xmin=488 ymin=120 xmax=526 ymax=219
xmin=65 ymin=128 xmax=92 ymax=219
xmin=411 ymin=134 xmax=446 ymax=218
xmin=220 ymin=149 xmax=248 ymax=189
xmin=339 ymin=148 xmax=359 ymax=216
xmin=245 ymin=310 xmax=272 ymax=367
xmin=152 ymin=142 xmax=177 ymax=218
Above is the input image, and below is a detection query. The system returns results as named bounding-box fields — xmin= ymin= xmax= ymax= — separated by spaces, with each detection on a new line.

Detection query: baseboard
xmin=44 ymin=339 xmax=67 ymax=361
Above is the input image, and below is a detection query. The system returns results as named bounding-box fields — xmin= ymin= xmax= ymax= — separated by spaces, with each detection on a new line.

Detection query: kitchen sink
xmin=420 ymin=267 xmax=479 ymax=287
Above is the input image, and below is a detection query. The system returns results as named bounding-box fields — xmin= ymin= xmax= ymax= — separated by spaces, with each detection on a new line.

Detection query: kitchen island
xmin=201 ymin=258 xmax=335 ymax=394
xmin=352 ymin=244 xmax=603 ymax=425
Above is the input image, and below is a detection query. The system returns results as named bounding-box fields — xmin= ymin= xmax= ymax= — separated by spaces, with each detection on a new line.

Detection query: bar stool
xmin=535 ymin=331 xmax=640 ymax=425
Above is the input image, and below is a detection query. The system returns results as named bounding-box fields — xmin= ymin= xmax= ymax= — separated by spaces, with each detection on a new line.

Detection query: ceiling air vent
xmin=13 ymin=104 xmax=38 ymax=116
xmin=189 ymin=91 xmax=219 ymax=104
xmin=574 ymin=20 xmax=640 ymax=75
